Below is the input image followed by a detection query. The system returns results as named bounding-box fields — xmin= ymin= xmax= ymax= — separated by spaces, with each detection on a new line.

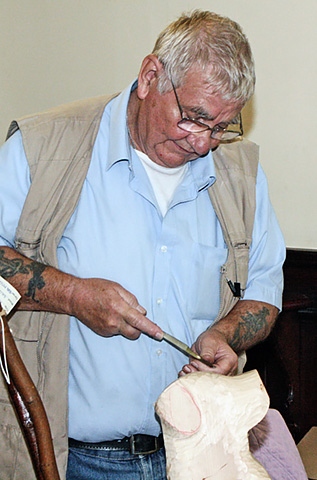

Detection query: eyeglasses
xmin=171 ymin=81 xmax=243 ymax=143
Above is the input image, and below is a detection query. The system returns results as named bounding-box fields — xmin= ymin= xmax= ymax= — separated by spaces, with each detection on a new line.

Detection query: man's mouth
xmin=173 ymin=141 xmax=197 ymax=156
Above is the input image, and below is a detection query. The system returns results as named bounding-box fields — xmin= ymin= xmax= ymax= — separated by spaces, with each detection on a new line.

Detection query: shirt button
xmin=157 ymin=298 xmax=163 ymax=305
xmin=156 ymin=349 xmax=163 ymax=356
xmin=160 ymin=245 xmax=168 ymax=253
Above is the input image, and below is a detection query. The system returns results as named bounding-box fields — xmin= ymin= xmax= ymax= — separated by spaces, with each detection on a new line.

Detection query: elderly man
xmin=0 ymin=9 xmax=298 ymax=480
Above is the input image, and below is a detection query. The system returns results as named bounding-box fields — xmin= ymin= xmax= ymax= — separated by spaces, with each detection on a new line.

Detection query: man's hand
xmin=69 ymin=277 xmax=163 ymax=340
xmin=179 ymin=329 xmax=238 ymax=376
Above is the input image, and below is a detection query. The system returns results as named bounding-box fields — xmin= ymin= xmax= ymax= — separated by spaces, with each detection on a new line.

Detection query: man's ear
xmin=137 ymin=54 xmax=164 ymax=99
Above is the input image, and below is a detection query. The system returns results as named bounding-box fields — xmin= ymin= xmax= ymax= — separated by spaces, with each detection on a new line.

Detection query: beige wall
xmin=1 ymin=0 xmax=316 ymax=248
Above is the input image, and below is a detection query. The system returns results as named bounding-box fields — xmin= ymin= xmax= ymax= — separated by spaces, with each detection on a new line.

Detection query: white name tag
xmin=0 ymin=276 xmax=21 ymax=315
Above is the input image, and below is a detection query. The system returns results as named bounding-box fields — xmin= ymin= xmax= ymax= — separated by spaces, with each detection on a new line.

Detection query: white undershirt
xmin=135 ymin=149 xmax=188 ymax=216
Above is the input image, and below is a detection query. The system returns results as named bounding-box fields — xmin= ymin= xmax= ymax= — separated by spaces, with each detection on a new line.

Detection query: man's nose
xmin=187 ymin=131 xmax=220 ymax=156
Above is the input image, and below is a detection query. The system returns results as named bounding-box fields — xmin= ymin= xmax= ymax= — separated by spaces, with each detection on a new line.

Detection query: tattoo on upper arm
xmin=0 ymin=249 xmax=46 ymax=302
xmin=230 ymin=306 xmax=270 ymax=351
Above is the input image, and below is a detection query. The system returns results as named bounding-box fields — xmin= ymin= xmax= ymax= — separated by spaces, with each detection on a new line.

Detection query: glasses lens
xmin=178 ymin=119 xmax=210 ymax=133
xmin=212 ymin=116 xmax=243 ymax=141
xmin=213 ymin=130 xmax=241 ymax=141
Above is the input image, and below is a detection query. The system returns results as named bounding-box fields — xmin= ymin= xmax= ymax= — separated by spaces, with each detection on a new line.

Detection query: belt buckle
xmin=129 ymin=435 xmax=159 ymax=455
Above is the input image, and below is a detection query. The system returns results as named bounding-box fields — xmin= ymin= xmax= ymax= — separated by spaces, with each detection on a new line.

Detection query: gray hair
xmin=152 ymin=10 xmax=255 ymax=105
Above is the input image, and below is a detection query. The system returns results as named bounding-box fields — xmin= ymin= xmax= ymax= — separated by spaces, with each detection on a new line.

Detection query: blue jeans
xmin=66 ymin=446 xmax=167 ymax=480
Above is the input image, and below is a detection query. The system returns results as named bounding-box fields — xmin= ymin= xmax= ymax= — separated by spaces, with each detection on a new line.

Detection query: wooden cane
xmin=0 ymin=305 xmax=60 ymax=480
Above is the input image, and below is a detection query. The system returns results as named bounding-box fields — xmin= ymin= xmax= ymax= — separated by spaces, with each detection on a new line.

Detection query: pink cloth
xmin=249 ymin=409 xmax=308 ymax=479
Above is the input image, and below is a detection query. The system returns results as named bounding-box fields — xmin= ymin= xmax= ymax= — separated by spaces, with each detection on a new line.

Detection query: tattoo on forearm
xmin=230 ymin=306 xmax=270 ymax=351
xmin=0 ymin=249 xmax=46 ymax=302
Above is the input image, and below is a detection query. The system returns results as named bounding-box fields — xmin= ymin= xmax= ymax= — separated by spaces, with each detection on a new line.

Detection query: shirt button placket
xmin=156 ymin=245 xmax=168 ymax=308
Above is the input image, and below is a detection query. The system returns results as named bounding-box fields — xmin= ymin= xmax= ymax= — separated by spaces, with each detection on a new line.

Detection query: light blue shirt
xmin=0 ymin=81 xmax=285 ymax=441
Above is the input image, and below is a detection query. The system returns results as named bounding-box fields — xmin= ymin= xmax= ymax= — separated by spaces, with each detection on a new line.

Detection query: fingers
xmin=178 ymin=358 xmax=216 ymax=377
xmin=178 ymin=329 xmax=239 ymax=377
xmin=115 ymin=286 xmax=163 ymax=339
xmin=121 ymin=305 xmax=163 ymax=340
xmin=178 ymin=354 xmax=237 ymax=377
xmin=136 ymin=304 xmax=147 ymax=315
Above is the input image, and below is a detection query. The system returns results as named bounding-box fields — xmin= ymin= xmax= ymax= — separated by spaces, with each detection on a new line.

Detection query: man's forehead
xmin=178 ymin=69 xmax=242 ymax=120
xmin=179 ymin=87 xmax=241 ymax=123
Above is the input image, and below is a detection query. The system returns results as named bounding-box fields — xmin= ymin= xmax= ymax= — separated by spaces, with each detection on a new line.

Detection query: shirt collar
xmin=189 ymin=151 xmax=216 ymax=191
xmin=104 ymin=80 xmax=137 ymax=170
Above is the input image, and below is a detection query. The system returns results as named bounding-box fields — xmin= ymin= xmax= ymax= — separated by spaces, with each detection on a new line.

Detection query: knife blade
xmin=162 ymin=331 xmax=214 ymax=368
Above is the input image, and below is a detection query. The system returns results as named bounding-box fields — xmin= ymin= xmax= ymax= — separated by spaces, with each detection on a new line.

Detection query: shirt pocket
xmin=186 ymin=243 xmax=228 ymax=322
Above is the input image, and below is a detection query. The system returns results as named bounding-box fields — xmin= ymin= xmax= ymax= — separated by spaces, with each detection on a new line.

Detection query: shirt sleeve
xmin=243 ymin=163 xmax=286 ymax=310
xmin=0 ymin=131 xmax=31 ymax=247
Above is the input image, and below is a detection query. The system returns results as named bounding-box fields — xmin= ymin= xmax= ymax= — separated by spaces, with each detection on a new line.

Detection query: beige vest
xmin=0 ymin=95 xmax=258 ymax=479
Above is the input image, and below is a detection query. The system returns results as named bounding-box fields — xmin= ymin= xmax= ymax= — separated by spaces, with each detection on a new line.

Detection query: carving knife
xmin=162 ymin=331 xmax=214 ymax=368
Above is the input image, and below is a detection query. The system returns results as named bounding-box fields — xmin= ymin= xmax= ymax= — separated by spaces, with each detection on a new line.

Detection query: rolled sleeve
xmin=243 ymin=164 xmax=286 ymax=310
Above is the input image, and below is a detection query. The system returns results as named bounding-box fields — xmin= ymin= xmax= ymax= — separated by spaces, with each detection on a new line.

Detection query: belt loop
xmin=130 ymin=435 xmax=137 ymax=454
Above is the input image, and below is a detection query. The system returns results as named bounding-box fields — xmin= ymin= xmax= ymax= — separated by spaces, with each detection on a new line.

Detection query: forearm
xmin=0 ymin=245 xmax=163 ymax=339
xmin=0 ymin=245 xmax=75 ymax=313
xmin=209 ymin=299 xmax=279 ymax=353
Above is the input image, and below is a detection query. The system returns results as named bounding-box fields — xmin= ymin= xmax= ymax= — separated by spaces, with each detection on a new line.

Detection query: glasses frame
xmin=171 ymin=81 xmax=243 ymax=143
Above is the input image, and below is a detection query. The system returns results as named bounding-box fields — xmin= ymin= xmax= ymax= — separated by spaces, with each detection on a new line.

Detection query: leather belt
xmin=69 ymin=433 xmax=164 ymax=455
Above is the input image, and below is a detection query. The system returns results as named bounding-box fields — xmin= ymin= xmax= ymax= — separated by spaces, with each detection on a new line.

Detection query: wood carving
xmin=0 ymin=305 xmax=60 ymax=480
xmin=155 ymin=370 xmax=271 ymax=480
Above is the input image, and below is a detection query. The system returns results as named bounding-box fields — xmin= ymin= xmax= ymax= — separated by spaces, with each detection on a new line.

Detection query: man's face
xmin=133 ymin=59 xmax=242 ymax=168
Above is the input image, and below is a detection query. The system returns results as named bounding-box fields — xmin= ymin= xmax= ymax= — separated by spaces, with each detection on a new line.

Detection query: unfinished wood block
xmin=155 ymin=370 xmax=270 ymax=480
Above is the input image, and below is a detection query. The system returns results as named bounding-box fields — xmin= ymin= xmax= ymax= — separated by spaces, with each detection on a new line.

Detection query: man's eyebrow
xmin=186 ymin=105 xmax=215 ymax=121
xmin=188 ymin=105 xmax=240 ymax=125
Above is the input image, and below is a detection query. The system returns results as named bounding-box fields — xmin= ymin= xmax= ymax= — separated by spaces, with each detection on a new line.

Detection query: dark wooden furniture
xmin=245 ymin=249 xmax=317 ymax=442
